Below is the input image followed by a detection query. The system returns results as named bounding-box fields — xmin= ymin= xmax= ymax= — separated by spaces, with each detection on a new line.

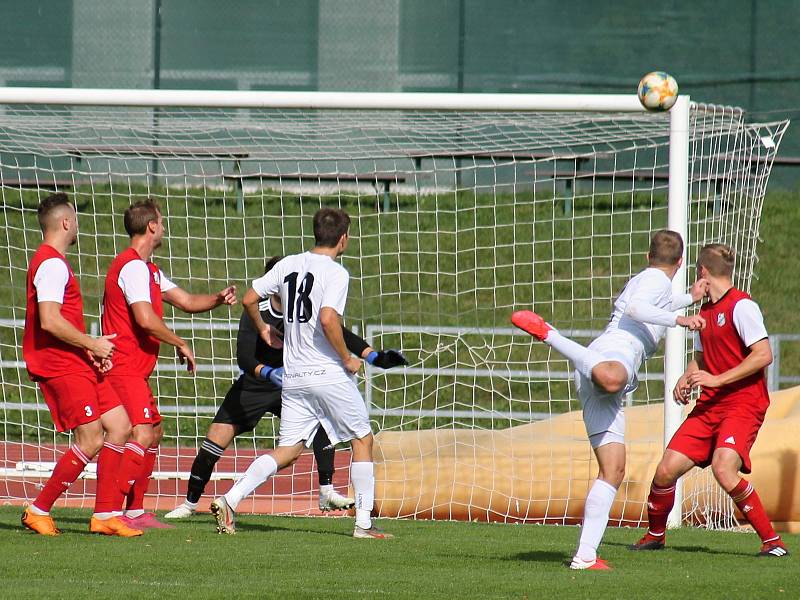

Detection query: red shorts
xmin=667 ymin=407 xmax=765 ymax=474
xmin=38 ymin=373 xmax=101 ymax=432
xmin=95 ymin=376 xmax=124 ymax=415
xmin=106 ymin=375 xmax=161 ymax=426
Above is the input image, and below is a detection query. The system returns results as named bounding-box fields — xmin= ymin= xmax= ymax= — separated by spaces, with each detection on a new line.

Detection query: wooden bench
xmin=42 ymin=143 xmax=251 ymax=212
xmin=223 ymin=172 xmax=407 ymax=213
xmin=43 ymin=143 xmax=251 ymax=161
xmin=0 ymin=178 xmax=79 ymax=189
xmin=405 ymin=151 xmax=745 ymax=214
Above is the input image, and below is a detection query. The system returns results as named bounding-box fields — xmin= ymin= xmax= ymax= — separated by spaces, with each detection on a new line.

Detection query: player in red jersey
xmin=21 ymin=193 xmax=142 ymax=537
xmin=631 ymin=243 xmax=788 ymax=557
xmin=103 ymin=199 xmax=236 ymax=529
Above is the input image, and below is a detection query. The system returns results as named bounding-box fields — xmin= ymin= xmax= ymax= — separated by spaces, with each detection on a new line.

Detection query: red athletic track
xmin=0 ymin=442 xmax=353 ymax=516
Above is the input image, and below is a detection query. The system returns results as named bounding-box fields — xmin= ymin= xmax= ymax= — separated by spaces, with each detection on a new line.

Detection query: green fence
xmin=1 ymin=0 xmax=798 ymax=185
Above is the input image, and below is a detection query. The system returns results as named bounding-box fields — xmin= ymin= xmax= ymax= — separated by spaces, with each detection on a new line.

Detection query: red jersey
xmin=696 ymin=287 xmax=769 ymax=411
xmin=23 ymin=244 xmax=92 ymax=380
xmin=102 ymin=247 xmax=164 ymax=377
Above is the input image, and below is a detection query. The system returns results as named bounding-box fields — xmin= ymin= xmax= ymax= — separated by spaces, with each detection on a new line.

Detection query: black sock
xmin=312 ymin=428 xmax=335 ymax=487
xmin=186 ymin=438 xmax=225 ymax=503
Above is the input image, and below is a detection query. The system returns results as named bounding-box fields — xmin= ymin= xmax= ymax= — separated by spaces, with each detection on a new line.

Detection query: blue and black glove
xmin=365 ymin=349 xmax=408 ymax=369
xmin=259 ymin=365 xmax=284 ymax=387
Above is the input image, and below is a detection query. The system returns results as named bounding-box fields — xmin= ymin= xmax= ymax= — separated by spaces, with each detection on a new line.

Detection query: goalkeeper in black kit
xmin=165 ymin=256 xmax=407 ymax=519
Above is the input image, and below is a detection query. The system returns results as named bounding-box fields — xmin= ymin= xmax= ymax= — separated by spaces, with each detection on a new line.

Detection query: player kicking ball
xmin=211 ymin=207 xmax=395 ymax=539
xmin=164 ymin=256 xmax=406 ymax=520
xmin=512 ymin=230 xmax=707 ymax=570
xmin=631 ymin=243 xmax=789 ymax=558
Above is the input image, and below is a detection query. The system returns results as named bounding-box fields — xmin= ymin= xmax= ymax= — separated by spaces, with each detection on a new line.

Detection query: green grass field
xmin=1 ymin=507 xmax=797 ymax=599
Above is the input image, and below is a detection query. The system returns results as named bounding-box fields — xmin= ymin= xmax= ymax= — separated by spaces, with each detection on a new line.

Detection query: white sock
xmin=125 ymin=509 xmax=145 ymax=518
xmin=319 ymin=484 xmax=334 ymax=497
xmin=28 ymin=505 xmax=48 ymax=516
xmin=350 ymin=461 xmax=374 ymax=529
xmin=184 ymin=500 xmax=198 ymax=510
xmin=224 ymin=453 xmax=278 ymax=511
xmin=92 ymin=511 xmax=115 ymax=520
xmin=545 ymin=329 xmax=605 ymax=380
xmin=575 ymin=479 xmax=618 ymax=562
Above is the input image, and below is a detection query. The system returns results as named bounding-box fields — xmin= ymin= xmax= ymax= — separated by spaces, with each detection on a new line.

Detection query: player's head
xmin=264 ymin=255 xmax=283 ymax=274
xmin=124 ymin=199 xmax=164 ymax=247
xmin=313 ymin=207 xmax=350 ymax=255
xmin=647 ymin=230 xmax=684 ymax=268
xmin=696 ymin=243 xmax=735 ymax=279
xmin=37 ymin=192 xmax=78 ymax=245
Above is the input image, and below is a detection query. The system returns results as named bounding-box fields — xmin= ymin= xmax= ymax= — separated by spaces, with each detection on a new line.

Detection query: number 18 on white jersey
xmin=252 ymin=251 xmax=351 ymax=389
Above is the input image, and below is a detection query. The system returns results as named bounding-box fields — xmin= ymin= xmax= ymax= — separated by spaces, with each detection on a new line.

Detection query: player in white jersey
xmin=211 ymin=207 xmax=393 ymax=539
xmin=511 ymin=230 xmax=708 ymax=570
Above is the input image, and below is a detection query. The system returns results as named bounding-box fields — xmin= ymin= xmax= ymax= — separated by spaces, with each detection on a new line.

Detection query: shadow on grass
xmin=506 ymin=550 xmax=566 ymax=564
xmin=604 ymin=540 xmax=751 ymax=557
xmin=225 ymin=519 xmax=354 ymax=538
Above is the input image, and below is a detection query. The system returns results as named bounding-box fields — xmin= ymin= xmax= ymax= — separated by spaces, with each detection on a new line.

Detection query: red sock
xmin=646 ymin=482 xmax=676 ymax=537
xmin=33 ymin=445 xmax=91 ymax=513
xmin=729 ymin=478 xmax=780 ymax=544
xmin=94 ymin=442 xmax=124 ymax=513
xmin=117 ymin=441 xmax=145 ymax=498
xmin=126 ymin=446 xmax=157 ymax=512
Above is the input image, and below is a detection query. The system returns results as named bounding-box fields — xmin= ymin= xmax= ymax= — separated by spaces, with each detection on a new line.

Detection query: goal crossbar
xmin=0 ymin=87 xmax=646 ymax=112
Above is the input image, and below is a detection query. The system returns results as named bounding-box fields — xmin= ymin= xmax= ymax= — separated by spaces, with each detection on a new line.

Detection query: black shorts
xmin=212 ymin=376 xmax=282 ymax=433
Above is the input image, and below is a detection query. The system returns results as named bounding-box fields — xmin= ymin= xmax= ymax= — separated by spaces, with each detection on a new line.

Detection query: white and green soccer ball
xmin=637 ymin=71 xmax=679 ymax=111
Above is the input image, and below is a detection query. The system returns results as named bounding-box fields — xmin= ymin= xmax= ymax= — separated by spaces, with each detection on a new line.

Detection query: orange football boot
xmin=21 ymin=507 xmax=60 ymax=536
xmin=90 ymin=515 xmax=143 ymax=537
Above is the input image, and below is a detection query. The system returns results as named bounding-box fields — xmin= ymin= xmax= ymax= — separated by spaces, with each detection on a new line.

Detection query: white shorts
xmin=575 ymin=330 xmax=645 ymax=447
xmin=278 ymin=379 xmax=372 ymax=448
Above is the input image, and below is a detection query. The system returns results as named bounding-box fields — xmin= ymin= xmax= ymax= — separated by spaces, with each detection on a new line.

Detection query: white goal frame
xmin=0 ymin=86 xmax=695 ymax=526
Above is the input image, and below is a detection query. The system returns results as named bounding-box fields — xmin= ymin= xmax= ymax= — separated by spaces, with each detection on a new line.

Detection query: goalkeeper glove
xmin=259 ymin=365 xmax=284 ymax=387
xmin=366 ymin=349 xmax=408 ymax=369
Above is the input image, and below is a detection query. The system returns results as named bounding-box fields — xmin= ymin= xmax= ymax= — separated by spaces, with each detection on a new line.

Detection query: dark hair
xmin=37 ymin=192 xmax=72 ymax=231
xmin=124 ymin=199 xmax=160 ymax=237
xmin=313 ymin=207 xmax=350 ymax=248
xmin=697 ymin=243 xmax=735 ymax=278
xmin=648 ymin=230 xmax=684 ymax=267
xmin=264 ymin=255 xmax=283 ymax=274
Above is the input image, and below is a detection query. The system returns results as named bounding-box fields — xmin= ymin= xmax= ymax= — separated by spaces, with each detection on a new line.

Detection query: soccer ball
xmin=637 ymin=72 xmax=679 ymax=111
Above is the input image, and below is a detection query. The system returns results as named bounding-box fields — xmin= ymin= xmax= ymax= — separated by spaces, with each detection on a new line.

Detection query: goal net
xmin=0 ymin=89 xmax=788 ymax=527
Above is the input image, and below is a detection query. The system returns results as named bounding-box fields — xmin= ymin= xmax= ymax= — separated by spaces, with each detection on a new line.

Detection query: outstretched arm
xmin=163 ymin=285 xmax=236 ymax=313
xmin=342 ymin=326 xmax=409 ymax=368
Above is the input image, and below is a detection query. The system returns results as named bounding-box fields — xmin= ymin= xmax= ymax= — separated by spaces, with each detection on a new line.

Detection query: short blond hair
xmin=648 ymin=230 xmax=684 ymax=267
xmin=697 ymin=243 xmax=735 ymax=278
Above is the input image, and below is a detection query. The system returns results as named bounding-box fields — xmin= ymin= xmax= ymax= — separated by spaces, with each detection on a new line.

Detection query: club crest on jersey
xmin=153 ymin=270 xmax=160 ymax=285
xmin=717 ymin=313 xmax=726 ymax=327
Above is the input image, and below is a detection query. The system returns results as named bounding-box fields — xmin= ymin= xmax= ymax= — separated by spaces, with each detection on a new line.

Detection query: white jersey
xmin=252 ymin=251 xmax=350 ymax=389
xmin=603 ymin=267 xmax=693 ymax=358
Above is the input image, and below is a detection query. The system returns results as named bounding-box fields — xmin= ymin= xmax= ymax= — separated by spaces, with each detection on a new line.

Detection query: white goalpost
xmin=0 ymin=87 xmax=788 ymax=527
